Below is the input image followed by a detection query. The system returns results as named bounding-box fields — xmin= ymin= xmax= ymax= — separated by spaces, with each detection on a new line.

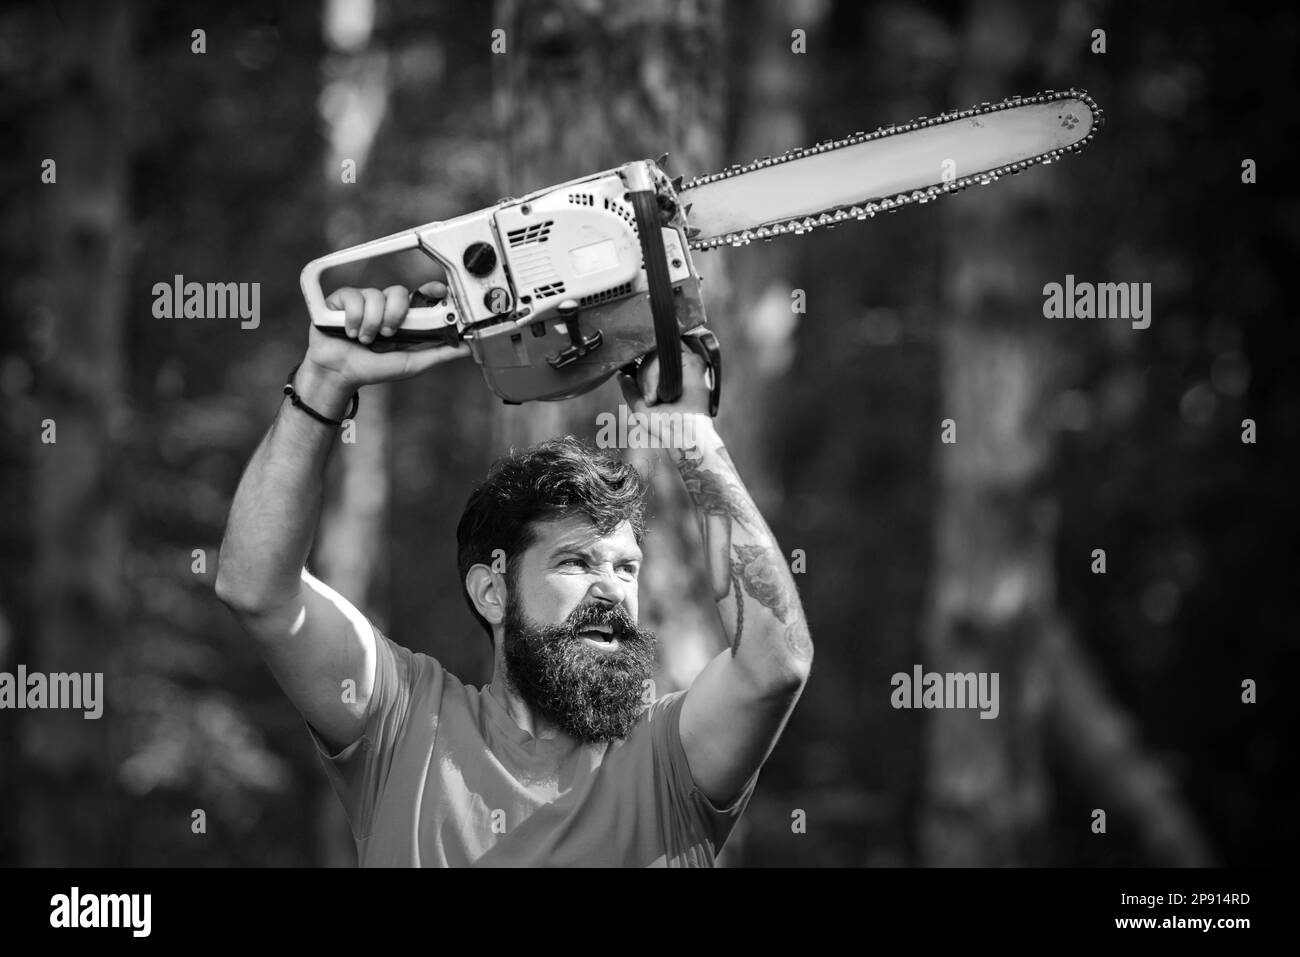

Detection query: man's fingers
xmin=401 ymin=341 xmax=472 ymax=376
xmin=325 ymin=288 xmax=366 ymax=338
xmin=636 ymin=354 xmax=661 ymax=406
xmin=324 ymin=284 xmax=456 ymax=345
xmin=416 ymin=280 xmax=449 ymax=301
xmin=681 ymin=345 xmax=708 ymax=379
xmin=380 ymin=286 xmax=409 ymax=337
xmin=359 ymin=288 xmax=386 ymax=344
xmin=617 ymin=372 xmax=647 ymax=412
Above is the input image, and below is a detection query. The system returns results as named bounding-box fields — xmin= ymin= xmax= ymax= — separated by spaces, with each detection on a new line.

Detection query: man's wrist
xmin=666 ymin=413 xmax=720 ymax=462
xmin=293 ymin=358 xmax=357 ymax=421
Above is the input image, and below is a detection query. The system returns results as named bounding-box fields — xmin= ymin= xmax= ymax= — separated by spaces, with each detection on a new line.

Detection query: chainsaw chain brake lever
xmin=618 ymin=328 xmax=721 ymax=418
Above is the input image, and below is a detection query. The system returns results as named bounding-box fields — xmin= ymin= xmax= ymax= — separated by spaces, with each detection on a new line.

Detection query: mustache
xmin=563 ymin=601 xmax=647 ymax=641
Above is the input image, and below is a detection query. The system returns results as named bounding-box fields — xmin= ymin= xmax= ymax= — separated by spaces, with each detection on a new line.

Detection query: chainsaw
xmin=301 ymin=89 xmax=1101 ymax=415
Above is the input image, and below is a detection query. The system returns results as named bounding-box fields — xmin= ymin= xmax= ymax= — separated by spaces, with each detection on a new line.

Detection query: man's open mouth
xmin=578 ymin=623 xmax=619 ymax=648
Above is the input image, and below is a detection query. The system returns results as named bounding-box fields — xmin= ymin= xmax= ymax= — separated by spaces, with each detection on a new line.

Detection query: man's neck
xmin=488 ymin=666 xmax=569 ymax=742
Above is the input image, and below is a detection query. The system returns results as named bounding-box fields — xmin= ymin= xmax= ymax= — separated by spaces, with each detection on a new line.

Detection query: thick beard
xmin=503 ymin=592 xmax=658 ymax=744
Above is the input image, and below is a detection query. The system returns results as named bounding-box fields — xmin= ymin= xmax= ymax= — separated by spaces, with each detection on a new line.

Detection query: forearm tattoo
xmin=676 ymin=445 xmax=809 ymax=661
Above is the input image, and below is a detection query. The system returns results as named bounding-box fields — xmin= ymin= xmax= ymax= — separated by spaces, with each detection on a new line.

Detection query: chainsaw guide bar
xmin=679 ymin=89 xmax=1102 ymax=251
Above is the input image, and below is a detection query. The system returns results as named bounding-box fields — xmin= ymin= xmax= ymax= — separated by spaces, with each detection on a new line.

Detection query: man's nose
xmin=588 ymin=565 xmax=628 ymax=604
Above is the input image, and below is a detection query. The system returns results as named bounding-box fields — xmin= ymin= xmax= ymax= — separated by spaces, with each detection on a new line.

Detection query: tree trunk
xmin=717 ymin=0 xmax=817 ymax=505
xmin=919 ymin=0 xmax=1066 ymax=866
xmin=311 ymin=0 xmax=393 ymax=868
xmin=920 ymin=0 xmax=1213 ymax=866
xmin=24 ymin=0 xmax=132 ymax=866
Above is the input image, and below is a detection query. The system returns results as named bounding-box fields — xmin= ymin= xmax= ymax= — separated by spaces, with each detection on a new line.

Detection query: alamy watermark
xmin=595 ymin=403 xmax=702 ymax=450
xmin=1043 ymin=274 xmax=1151 ymax=330
xmin=50 ymin=887 xmax=150 ymax=937
xmin=152 ymin=274 xmax=260 ymax=329
xmin=890 ymin=664 xmax=999 ymax=719
xmin=0 ymin=666 xmax=103 ymax=719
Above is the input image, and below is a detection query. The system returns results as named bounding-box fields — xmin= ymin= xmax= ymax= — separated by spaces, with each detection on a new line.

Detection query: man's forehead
xmin=532 ymin=515 xmax=640 ymax=555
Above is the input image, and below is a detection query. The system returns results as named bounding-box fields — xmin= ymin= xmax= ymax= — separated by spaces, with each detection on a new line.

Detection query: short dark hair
xmin=456 ymin=436 xmax=648 ymax=645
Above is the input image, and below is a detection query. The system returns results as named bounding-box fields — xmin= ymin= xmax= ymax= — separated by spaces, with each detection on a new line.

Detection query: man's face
xmin=502 ymin=515 xmax=657 ymax=743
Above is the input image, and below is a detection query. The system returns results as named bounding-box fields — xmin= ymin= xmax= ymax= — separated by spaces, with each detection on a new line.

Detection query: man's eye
xmin=618 ymin=564 xmax=640 ymax=577
xmin=562 ymin=558 xmax=586 ymax=568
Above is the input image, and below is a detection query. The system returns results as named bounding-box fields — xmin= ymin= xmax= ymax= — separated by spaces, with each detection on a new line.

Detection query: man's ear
xmin=466 ymin=563 xmax=506 ymax=626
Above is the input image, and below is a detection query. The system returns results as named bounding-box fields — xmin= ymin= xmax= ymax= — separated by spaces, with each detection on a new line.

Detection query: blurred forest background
xmin=0 ymin=0 xmax=1296 ymax=867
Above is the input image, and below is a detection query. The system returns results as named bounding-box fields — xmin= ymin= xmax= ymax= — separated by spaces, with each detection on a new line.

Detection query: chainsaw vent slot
xmin=604 ymin=197 xmax=637 ymax=231
xmin=568 ymin=193 xmax=595 ymax=206
xmin=507 ymin=221 xmax=554 ymax=247
xmin=579 ymin=282 xmax=632 ymax=307
xmin=532 ymin=282 xmax=566 ymax=300
xmin=511 ymin=247 xmax=562 ymax=290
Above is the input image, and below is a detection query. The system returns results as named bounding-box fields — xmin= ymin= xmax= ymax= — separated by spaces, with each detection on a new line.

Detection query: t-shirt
xmin=306 ymin=630 xmax=760 ymax=867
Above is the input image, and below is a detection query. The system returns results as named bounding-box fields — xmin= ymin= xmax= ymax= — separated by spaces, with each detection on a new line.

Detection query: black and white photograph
xmin=0 ymin=0 xmax=1292 ymax=935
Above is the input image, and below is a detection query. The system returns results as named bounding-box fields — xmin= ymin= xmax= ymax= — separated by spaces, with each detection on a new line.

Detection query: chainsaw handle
xmin=299 ymin=228 xmax=459 ymax=334
xmin=623 ymin=329 xmax=722 ymax=417
xmin=684 ymin=329 xmax=721 ymax=418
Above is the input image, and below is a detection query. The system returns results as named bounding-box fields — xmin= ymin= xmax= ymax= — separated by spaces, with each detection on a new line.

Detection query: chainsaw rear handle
xmin=299 ymin=228 xmax=460 ymax=337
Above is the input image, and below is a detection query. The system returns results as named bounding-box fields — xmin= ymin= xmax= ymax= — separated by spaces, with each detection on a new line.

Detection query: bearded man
xmin=215 ymin=282 xmax=813 ymax=866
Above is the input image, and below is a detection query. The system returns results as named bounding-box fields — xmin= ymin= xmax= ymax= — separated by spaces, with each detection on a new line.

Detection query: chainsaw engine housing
xmin=468 ymin=161 xmax=705 ymax=403
xmin=299 ymin=159 xmax=708 ymax=405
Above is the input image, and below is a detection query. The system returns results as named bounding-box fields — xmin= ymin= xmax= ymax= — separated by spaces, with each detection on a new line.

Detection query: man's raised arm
xmin=215 ymin=283 xmax=467 ymax=753
xmin=618 ymin=350 xmax=812 ymax=808
xmin=672 ymin=421 xmax=813 ymax=681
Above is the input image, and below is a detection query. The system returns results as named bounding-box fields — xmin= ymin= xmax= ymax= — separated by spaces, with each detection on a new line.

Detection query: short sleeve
xmin=305 ymin=628 xmax=417 ymax=840
xmin=648 ymin=690 xmax=761 ymax=865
